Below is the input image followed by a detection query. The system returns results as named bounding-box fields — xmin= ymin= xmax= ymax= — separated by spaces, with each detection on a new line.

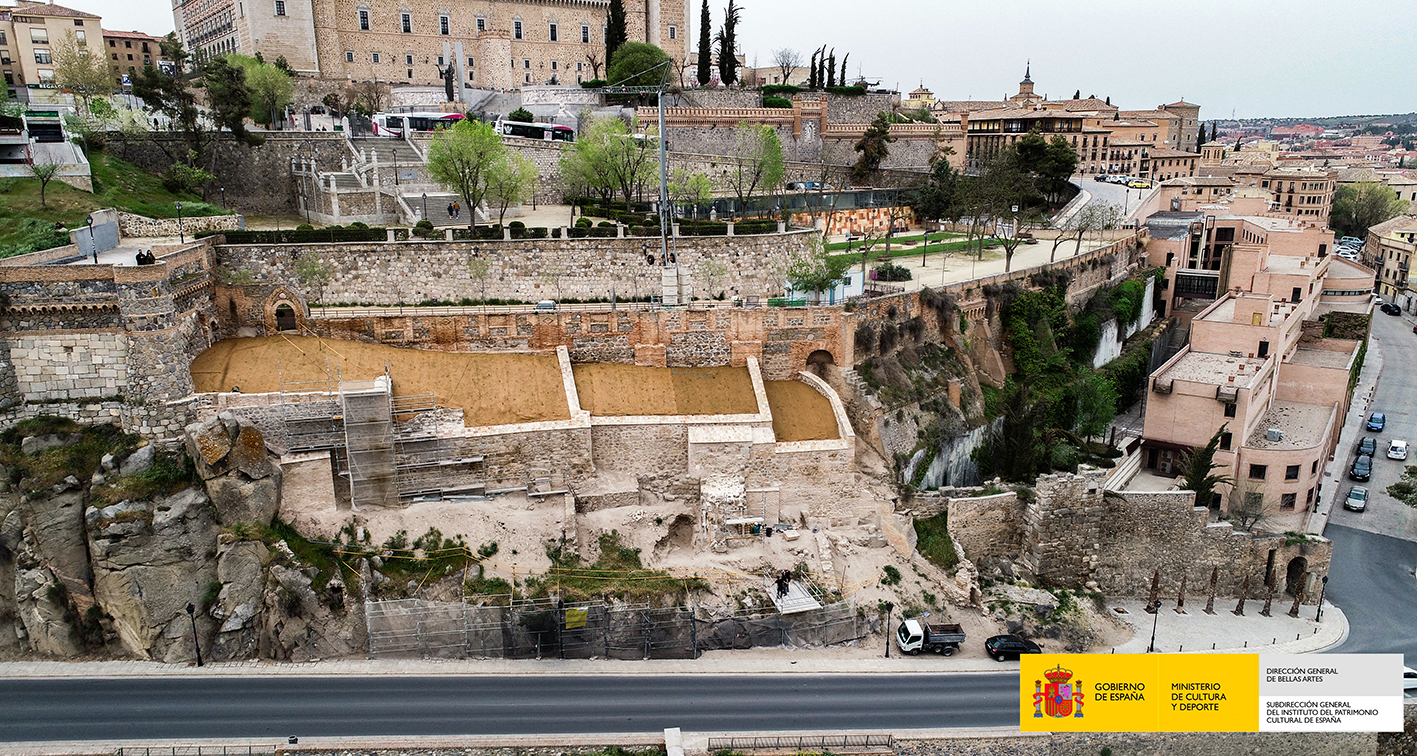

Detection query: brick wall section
xmin=214 ymin=231 xmax=814 ymax=305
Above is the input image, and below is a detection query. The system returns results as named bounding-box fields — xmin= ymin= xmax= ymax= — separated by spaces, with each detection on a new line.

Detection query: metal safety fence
xmin=365 ymin=595 xmax=864 ymax=659
xmin=114 ymin=747 xmax=279 ymax=756
xmin=706 ymin=734 xmax=894 ymax=751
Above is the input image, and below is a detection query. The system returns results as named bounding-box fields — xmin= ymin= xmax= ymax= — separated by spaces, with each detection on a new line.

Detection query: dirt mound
xmin=189 ymin=336 xmax=569 ymax=427
xmin=764 ymin=380 xmax=839 ymax=442
xmin=572 ymin=364 xmax=757 ymax=416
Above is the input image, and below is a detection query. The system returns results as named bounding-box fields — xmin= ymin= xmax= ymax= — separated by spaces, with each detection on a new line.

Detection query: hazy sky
xmin=80 ymin=0 xmax=1414 ymax=120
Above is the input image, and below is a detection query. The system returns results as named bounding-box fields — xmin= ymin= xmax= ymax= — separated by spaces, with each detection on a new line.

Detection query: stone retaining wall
xmin=946 ymin=492 xmax=1024 ymax=562
xmin=9 ymin=332 xmax=128 ymax=401
xmin=118 ymin=212 xmax=244 ymax=238
xmin=896 ymin=731 xmax=1376 ymax=756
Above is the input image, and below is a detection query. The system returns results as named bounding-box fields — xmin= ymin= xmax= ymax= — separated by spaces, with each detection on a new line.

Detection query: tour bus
xmin=371 ymin=112 xmax=465 ymax=137
xmin=495 ymin=119 xmax=576 ymax=142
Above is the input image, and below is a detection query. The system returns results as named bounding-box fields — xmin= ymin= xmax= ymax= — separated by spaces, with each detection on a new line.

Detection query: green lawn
xmin=0 ymin=151 xmax=231 ymax=259
xmin=824 ymin=231 xmax=962 ymax=251
xmin=829 ymin=238 xmax=1000 ymax=267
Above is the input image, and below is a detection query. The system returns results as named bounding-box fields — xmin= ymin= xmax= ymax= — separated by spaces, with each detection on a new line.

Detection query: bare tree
xmin=771 ymin=48 xmax=802 ymax=86
xmin=28 ymin=160 xmax=61 ymax=207
xmin=1227 ymin=478 xmax=1268 ymax=532
xmin=585 ymin=52 xmax=604 ymax=80
xmin=467 ymin=256 xmax=491 ymax=303
xmin=1049 ymin=201 xmax=1124 ymax=262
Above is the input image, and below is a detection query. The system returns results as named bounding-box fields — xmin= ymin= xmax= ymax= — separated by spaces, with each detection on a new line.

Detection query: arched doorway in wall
xmin=806 ymin=349 xmax=835 ymax=379
xmin=275 ymin=304 xmax=298 ymax=332
xmin=1285 ymin=556 xmax=1308 ymax=597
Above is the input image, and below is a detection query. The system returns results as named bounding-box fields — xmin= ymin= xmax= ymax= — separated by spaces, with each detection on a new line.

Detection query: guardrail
xmin=114 ymin=746 xmax=278 ymax=756
xmin=706 ymin=734 xmax=893 ymax=751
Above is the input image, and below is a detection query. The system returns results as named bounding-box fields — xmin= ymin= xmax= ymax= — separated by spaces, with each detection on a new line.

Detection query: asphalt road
xmin=0 ymin=674 xmax=1019 ymax=742
xmin=1069 ymin=175 xmax=1152 ymax=220
xmin=1328 ymin=308 xmax=1417 ymax=539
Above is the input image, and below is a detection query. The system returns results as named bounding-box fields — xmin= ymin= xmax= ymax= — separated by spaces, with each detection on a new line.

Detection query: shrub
xmin=763 ymin=96 xmax=792 ymax=109
xmin=350 ymin=221 xmax=369 ymax=229
xmin=295 ymin=223 xmax=313 ymax=231
xmin=509 ymin=220 xmax=526 ymax=230
xmin=508 ymin=106 xmax=534 ymax=123
xmin=580 ymin=79 xmax=607 ymax=89
xmin=761 ymin=84 xmax=801 ymax=97
xmin=874 ymin=262 xmax=913 ymax=282
xmin=412 ymin=219 xmax=435 ymax=238
xmin=826 ymin=85 xmax=868 ymax=96
xmin=575 ymin=217 xmax=592 ymax=228
xmin=882 ymin=565 xmax=902 ymax=586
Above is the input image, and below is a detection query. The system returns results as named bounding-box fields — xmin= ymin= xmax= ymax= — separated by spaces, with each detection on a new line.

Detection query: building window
xmin=549 ymin=22 xmax=557 ymax=41
xmin=274 ymin=0 xmax=285 ymax=15
xmin=1281 ymin=493 xmax=1297 ymax=509
xmin=75 ymin=30 xmax=86 ymax=45
xmin=405 ymin=54 xmax=412 ymax=65
xmin=407 ymin=68 xmax=413 ymax=78
xmin=440 ymin=15 xmax=449 ymax=35
xmin=581 ymin=24 xmax=589 ymax=44
xmin=1224 ymin=403 xmax=1236 ymax=418
xmin=31 ymin=28 xmax=48 ymax=44
xmin=401 ymin=13 xmax=411 ymax=33
xmin=1285 ymin=465 xmax=1300 ymax=481
xmin=74 ymin=19 xmax=83 ymax=26
xmin=437 ymin=55 xmax=443 ymax=65
xmin=476 ymin=17 xmax=485 ymax=31
xmin=371 ymin=52 xmax=380 ymax=63
xmin=1306 ymin=488 xmax=1315 ymax=504
xmin=112 ymin=53 xmax=118 ymax=60
xmin=513 ymin=20 xmax=522 ymax=39
xmin=1311 ymin=460 xmax=1318 ymax=474
xmin=35 ymin=50 xmax=52 ymax=64
xmin=345 ymin=51 xmax=354 ymax=62
xmin=551 ymin=61 xmax=557 ymax=70
xmin=524 ymin=72 xmax=530 ymax=83
xmin=359 ymin=10 xmax=370 ymax=30
xmin=467 ymin=56 xmax=474 ymax=67
xmin=1249 ymin=464 xmax=1267 ymax=480
xmin=1220 ymin=432 xmax=1232 ymax=451
xmin=523 ymin=58 xmax=530 ymax=69
xmin=576 ymin=61 xmax=582 ymax=71
xmin=668 ymin=25 xmax=676 ymax=40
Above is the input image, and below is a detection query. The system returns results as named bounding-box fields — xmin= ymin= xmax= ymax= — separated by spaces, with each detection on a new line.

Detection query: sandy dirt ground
xmin=190 ymin=336 xmax=569 ymax=426
xmin=763 ymin=381 xmax=839 ymax=442
xmin=572 ymin=364 xmax=757 ymax=416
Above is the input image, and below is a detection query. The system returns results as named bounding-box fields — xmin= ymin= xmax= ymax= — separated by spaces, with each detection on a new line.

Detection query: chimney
xmin=1228 ymin=375 xmax=1235 ymax=384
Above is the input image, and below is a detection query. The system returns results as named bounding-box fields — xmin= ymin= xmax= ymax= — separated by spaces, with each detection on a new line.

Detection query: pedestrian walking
xmin=447 ymin=203 xmax=454 ymax=219
xmin=453 ymin=201 xmax=461 ymax=219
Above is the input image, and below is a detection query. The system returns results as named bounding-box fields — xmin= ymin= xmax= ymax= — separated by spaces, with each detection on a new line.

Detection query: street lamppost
xmin=883 ymin=601 xmax=895 ymax=658
xmin=219 ymin=186 xmax=225 ymax=209
xmin=393 ymin=149 xmax=400 ymax=186
xmin=421 ymin=192 xmax=428 ymax=221
xmin=184 ymin=602 xmax=203 ymax=667
xmin=85 ymin=215 xmax=96 ymax=264
xmin=1147 ymin=598 xmax=1162 ymax=652
xmin=1315 ymin=575 xmax=1329 ymax=622
xmin=174 ymin=202 xmax=184 ymax=243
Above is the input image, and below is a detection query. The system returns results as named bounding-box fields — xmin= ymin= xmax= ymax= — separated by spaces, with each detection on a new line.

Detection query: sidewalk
xmin=1105 ymin=599 xmax=1346 ymax=655
xmin=1309 ymin=327 xmax=1384 ymax=535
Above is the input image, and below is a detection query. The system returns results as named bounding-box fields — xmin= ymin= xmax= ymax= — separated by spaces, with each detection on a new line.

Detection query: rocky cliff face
xmin=0 ymin=415 xmax=359 ymax=662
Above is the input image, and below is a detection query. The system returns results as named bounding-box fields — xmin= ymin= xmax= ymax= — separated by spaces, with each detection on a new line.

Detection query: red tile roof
xmin=11 ymin=2 xmax=100 ymax=19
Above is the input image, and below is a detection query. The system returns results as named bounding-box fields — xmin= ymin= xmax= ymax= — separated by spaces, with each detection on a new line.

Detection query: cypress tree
xmin=826 ymin=49 xmax=836 ymax=88
xmin=807 ymin=49 xmax=818 ymax=89
xmin=696 ymin=0 xmax=712 ymax=86
xmin=716 ymin=0 xmax=740 ymax=86
xmin=1073 ymin=89 xmax=1080 ymax=99
xmin=606 ymin=0 xmax=628 ymax=72
xmin=1196 ymin=122 xmax=1208 ymax=149
xmin=839 ymin=53 xmax=849 ymax=87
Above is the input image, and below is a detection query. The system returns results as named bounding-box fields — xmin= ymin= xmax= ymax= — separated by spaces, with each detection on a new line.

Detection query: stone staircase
xmin=328 ymin=172 xmax=363 ymax=190
xmin=350 ymin=137 xmax=424 ymax=166
xmin=1161 ymin=321 xmax=1190 ymax=362
xmin=402 ymin=191 xmax=492 ymax=227
xmin=839 ymin=367 xmax=883 ymax=410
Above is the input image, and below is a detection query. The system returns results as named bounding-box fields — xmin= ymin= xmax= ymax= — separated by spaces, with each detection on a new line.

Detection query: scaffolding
xmin=341 ymin=376 xmax=398 ymax=508
xmin=278 ymin=359 xmax=344 ymax=452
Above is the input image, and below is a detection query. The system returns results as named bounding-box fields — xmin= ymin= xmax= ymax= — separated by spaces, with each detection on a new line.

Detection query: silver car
xmin=1344 ymin=486 xmax=1369 ymax=512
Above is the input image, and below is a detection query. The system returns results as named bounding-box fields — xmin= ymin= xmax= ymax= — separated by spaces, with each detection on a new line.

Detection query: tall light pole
xmin=1147 ymin=598 xmax=1162 ymax=652
xmin=421 ymin=192 xmax=428 ymax=221
xmin=175 ymin=202 xmax=184 ymax=243
xmin=185 ymin=602 xmax=203 ymax=667
xmin=1315 ymin=575 xmax=1329 ymax=622
xmin=883 ymin=601 xmax=895 ymax=658
xmin=86 ymin=214 xmax=96 ymax=264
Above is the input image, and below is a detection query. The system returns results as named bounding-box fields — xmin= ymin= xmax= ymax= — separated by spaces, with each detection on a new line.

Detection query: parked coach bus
xmin=495 ymin=119 xmax=575 ymax=142
xmin=371 ymin=112 xmax=465 ymax=136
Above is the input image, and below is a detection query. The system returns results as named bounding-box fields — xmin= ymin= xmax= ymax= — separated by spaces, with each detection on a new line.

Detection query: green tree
xmin=1040 ymin=135 xmax=1080 ymax=190
xmin=608 ymin=42 xmax=671 ymax=87
xmin=1074 ymin=374 xmax=1118 ymax=441
xmin=605 ymin=0 xmax=629 ymax=67
xmin=825 ymin=49 xmax=836 ymax=88
xmin=715 ymin=0 xmax=741 ymax=86
xmin=508 ymin=106 xmax=535 ymax=122
xmin=1388 ymin=465 xmax=1417 ymax=508
xmin=724 ymin=122 xmax=785 ymax=215
xmin=51 ymin=31 xmax=112 ymax=119
xmin=201 ymin=57 xmax=262 ymax=146
xmin=785 ymin=237 xmax=851 ymax=302
xmin=668 ymin=168 xmax=713 ymax=218
xmin=426 ymin=119 xmax=507 ymax=230
xmin=911 ymin=153 xmax=960 ymax=224
xmin=485 ymin=151 xmax=537 ymax=226
xmin=466 ymin=256 xmax=492 ymax=303
xmin=294 ymin=253 xmax=333 ymax=304
xmin=132 ymin=36 xmax=206 ymax=163
xmin=560 ymin=116 xmax=620 ymax=206
xmin=1180 ymin=424 xmax=1233 ymax=510
xmin=852 ymin=111 xmax=896 ymax=185
xmin=696 ymin=0 xmax=713 ymax=86
xmin=839 ymin=53 xmax=849 ymax=86
xmin=602 ymin=116 xmax=659 ymax=208
xmin=1330 ymin=182 xmax=1406 ymax=239
xmin=28 ymin=160 xmax=61 ymax=207
xmin=1015 ymin=129 xmax=1049 ymax=171
xmin=977 ymin=147 xmax=1035 ymax=272
xmin=1196 ymin=122 xmax=1208 ymax=149
xmin=807 ymin=49 xmax=818 ymax=90
xmin=231 ymin=54 xmax=293 ymax=127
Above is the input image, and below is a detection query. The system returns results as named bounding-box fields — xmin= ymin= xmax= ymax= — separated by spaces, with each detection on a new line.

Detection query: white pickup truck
xmin=895 ymin=618 xmax=965 ymax=656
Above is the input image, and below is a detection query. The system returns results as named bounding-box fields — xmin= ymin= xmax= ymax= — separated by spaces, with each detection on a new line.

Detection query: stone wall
xmin=676 ymin=89 xmax=765 ymax=109
xmin=946 ymin=492 xmax=1024 ymax=562
xmin=825 ymin=93 xmax=899 ymax=124
xmin=105 ymin=133 xmax=352 ymax=215
xmin=118 ymin=212 xmax=245 ymax=239
xmin=896 ymin=731 xmax=1376 ymax=756
xmin=590 ymin=424 xmax=689 ymax=480
xmin=521 ymin=86 xmax=603 ymax=106
xmin=214 ymin=230 xmax=814 ymax=305
xmin=1020 ymin=469 xmax=1107 ymax=588
xmin=8 ymin=332 xmax=128 ymax=401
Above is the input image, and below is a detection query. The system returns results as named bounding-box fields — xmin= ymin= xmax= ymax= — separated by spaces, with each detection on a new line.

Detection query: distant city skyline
xmin=74 ymin=0 xmax=1415 ymax=121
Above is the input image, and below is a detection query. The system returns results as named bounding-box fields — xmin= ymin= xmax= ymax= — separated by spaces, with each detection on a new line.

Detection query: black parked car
xmin=985 ymin=634 xmax=1042 ymax=661
xmin=1359 ymin=437 xmax=1377 ymax=456
xmin=1382 ymin=303 xmax=1401 ymax=316
xmin=1350 ymin=455 xmax=1372 ymax=481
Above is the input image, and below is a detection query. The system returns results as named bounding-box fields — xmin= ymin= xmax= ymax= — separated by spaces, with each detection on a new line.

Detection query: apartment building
xmin=172 ymin=0 xmax=689 ymax=93
xmin=1366 ymin=214 xmax=1417 ymax=307
xmin=102 ymin=29 xmax=174 ymax=84
xmin=0 ymin=2 xmax=103 ymax=92
xmin=1138 ymin=208 xmax=1372 ymax=532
